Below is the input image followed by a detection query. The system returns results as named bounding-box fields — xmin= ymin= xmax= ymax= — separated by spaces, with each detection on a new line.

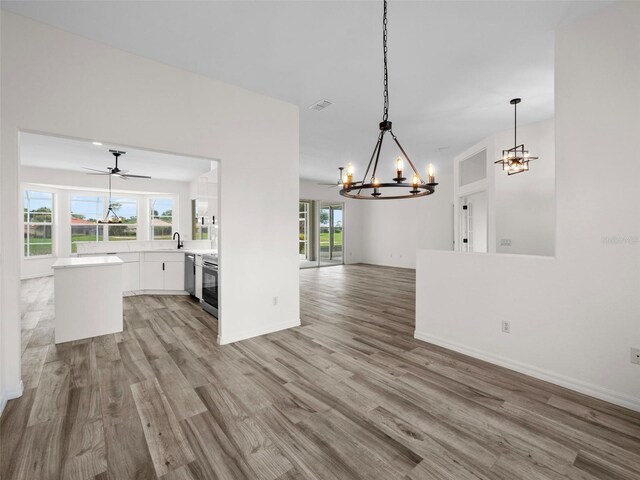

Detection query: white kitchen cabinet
xmin=140 ymin=261 xmax=165 ymax=290
xmin=140 ymin=252 xmax=185 ymax=291
xmin=164 ymin=261 xmax=185 ymax=291
xmin=80 ymin=250 xmax=187 ymax=293
xmin=122 ymin=261 xmax=140 ymax=291
xmin=79 ymin=252 xmax=140 ymax=292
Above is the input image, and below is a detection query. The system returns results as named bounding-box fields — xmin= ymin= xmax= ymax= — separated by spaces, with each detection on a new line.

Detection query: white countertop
xmin=183 ymin=249 xmax=217 ymax=255
xmin=52 ymin=256 xmax=124 ymax=269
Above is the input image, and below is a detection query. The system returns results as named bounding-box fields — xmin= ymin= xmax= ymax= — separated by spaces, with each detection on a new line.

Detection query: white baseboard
xmin=125 ymin=290 xmax=189 ymax=296
xmin=218 ymin=318 xmax=301 ymax=345
xmin=21 ymin=272 xmax=54 ymax=280
xmin=414 ymin=331 xmax=640 ymax=413
xmin=0 ymin=380 xmax=24 ymax=416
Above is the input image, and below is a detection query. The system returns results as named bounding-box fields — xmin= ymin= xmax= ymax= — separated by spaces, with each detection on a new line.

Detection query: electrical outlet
xmin=272 ymin=296 xmax=278 ymax=307
xmin=631 ymin=347 xmax=640 ymax=365
xmin=502 ymin=320 xmax=511 ymax=334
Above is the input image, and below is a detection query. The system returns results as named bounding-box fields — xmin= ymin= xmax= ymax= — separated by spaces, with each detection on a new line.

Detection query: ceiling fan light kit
xmin=337 ymin=0 xmax=438 ymax=200
xmin=495 ymin=98 xmax=539 ymax=175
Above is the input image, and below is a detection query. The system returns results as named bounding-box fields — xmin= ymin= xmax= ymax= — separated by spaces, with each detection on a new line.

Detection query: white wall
xmin=416 ymin=3 xmax=640 ymax=410
xmin=299 ymin=179 xmax=363 ymax=264
xmin=358 ymin=173 xmax=454 ymax=269
xmin=1 ymin=12 xmax=299 ymax=406
xmin=494 ymin=119 xmax=555 ymax=256
xmin=21 ymin=165 xmax=194 ymax=279
xmin=453 ymin=118 xmax=555 ymax=256
xmin=0 ymin=7 xmax=5 ymax=413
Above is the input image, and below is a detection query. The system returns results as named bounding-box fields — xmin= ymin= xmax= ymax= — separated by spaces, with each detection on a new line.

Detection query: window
xmin=193 ymin=199 xmax=210 ymax=240
xmin=70 ymin=195 xmax=137 ymax=252
xmin=24 ymin=190 xmax=53 ymax=257
xmin=107 ymin=197 xmax=137 ymax=241
xmin=71 ymin=195 xmax=103 ymax=253
xmin=150 ymin=198 xmax=173 ymax=240
xmin=299 ymin=201 xmax=310 ymax=259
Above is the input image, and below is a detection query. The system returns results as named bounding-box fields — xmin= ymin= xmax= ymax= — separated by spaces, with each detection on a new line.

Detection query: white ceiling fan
xmin=317 ymin=166 xmax=362 ymax=188
xmin=83 ymin=150 xmax=151 ymax=180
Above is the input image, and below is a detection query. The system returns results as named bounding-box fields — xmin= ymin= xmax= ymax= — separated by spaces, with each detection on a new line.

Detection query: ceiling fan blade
xmin=114 ymin=174 xmax=129 ymax=180
xmin=83 ymin=167 xmax=108 ymax=173
xmin=85 ymin=172 xmax=111 ymax=176
xmin=120 ymin=173 xmax=152 ymax=179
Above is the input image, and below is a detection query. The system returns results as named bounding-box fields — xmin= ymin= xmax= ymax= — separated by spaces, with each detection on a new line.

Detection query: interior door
xmin=460 ymin=191 xmax=488 ymax=253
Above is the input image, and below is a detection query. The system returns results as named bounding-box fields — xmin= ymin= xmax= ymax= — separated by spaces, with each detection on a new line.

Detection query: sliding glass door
xmin=299 ymin=201 xmax=317 ymax=268
xmin=319 ymin=204 xmax=343 ymax=266
xmin=299 ymin=200 xmax=344 ymax=268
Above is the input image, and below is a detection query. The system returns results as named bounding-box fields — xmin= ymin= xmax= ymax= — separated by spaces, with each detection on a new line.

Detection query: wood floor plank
xmin=150 ymin=356 xmax=207 ymax=421
xmin=0 ymin=388 xmax=37 ymax=479
xmin=20 ymin=344 xmax=49 ymax=389
xmin=131 ymin=378 xmax=195 ymax=477
xmin=104 ymin=414 xmax=158 ymax=480
xmin=27 ymin=360 xmax=71 ymax=427
xmin=3 ymin=267 xmax=639 ymax=479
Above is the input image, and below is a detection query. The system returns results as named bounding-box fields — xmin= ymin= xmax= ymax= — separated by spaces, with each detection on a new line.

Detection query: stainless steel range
xmin=202 ymin=254 xmax=218 ymax=317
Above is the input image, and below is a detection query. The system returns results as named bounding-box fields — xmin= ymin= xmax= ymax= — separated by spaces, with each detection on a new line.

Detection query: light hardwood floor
xmin=2 ymin=265 xmax=640 ymax=479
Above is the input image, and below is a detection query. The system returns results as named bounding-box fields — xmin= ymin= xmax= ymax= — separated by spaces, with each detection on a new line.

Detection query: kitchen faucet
xmin=173 ymin=232 xmax=184 ymax=249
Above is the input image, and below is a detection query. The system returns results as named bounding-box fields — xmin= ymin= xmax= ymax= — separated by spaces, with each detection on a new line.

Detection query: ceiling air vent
xmin=308 ymin=99 xmax=333 ymax=111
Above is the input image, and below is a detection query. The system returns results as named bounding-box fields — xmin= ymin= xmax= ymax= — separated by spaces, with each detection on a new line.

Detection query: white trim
xmin=23 ymin=254 xmax=56 ymax=261
xmin=218 ymin=318 xmax=300 ymax=345
xmin=125 ymin=290 xmax=189 ymax=296
xmin=21 ymin=272 xmax=54 ymax=280
xmin=0 ymin=380 xmax=24 ymax=416
xmin=414 ymin=330 xmax=640 ymax=413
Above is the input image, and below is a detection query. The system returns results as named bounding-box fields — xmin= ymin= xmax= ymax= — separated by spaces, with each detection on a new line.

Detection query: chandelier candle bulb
xmin=345 ymin=162 xmax=354 ymax=185
xmin=427 ymin=164 xmax=435 ymax=184
xmin=372 ymin=177 xmax=381 ymax=197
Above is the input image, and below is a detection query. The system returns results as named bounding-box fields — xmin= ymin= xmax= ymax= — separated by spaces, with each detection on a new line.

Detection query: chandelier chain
xmin=382 ymin=0 xmax=389 ymax=121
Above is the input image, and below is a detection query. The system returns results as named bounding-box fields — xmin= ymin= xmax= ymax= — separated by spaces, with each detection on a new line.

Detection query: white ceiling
xmin=20 ymin=132 xmax=214 ymax=182
xmin=3 ymin=1 xmax=608 ymax=181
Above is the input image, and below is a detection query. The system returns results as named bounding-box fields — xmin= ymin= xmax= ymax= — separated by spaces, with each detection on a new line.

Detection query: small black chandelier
xmin=339 ymin=0 xmax=437 ymax=200
xmin=495 ymin=98 xmax=538 ymax=175
xmin=98 ymin=172 xmax=123 ymax=224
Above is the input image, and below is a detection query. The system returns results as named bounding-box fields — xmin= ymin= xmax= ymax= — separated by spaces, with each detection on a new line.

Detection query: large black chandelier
xmin=339 ymin=0 xmax=437 ymax=200
xmin=495 ymin=98 xmax=538 ymax=175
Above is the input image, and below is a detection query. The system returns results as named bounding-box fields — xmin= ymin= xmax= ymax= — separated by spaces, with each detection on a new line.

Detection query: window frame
xmin=70 ymin=194 xmax=139 ymax=252
xmin=149 ymin=196 xmax=174 ymax=240
xmin=105 ymin=196 xmax=138 ymax=242
xmin=23 ymin=189 xmax=55 ymax=259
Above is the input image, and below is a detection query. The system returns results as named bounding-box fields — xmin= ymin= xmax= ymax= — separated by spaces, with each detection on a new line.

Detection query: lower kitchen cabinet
xmin=122 ymin=261 xmax=140 ymax=291
xmin=140 ymin=261 xmax=165 ymax=290
xmin=140 ymin=252 xmax=185 ymax=291
xmin=80 ymin=251 xmax=186 ymax=293
xmin=163 ymin=261 xmax=185 ymax=291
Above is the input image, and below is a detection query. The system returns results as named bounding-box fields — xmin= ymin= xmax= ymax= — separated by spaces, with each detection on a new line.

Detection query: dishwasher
xmin=184 ymin=253 xmax=196 ymax=297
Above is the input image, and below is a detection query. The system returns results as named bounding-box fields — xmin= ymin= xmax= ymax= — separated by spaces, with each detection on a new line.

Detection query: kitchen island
xmin=52 ymin=256 xmax=123 ymax=344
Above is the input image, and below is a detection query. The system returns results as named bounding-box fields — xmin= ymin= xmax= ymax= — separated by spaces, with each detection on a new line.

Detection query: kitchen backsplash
xmin=75 ymin=239 xmax=215 ymax=254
